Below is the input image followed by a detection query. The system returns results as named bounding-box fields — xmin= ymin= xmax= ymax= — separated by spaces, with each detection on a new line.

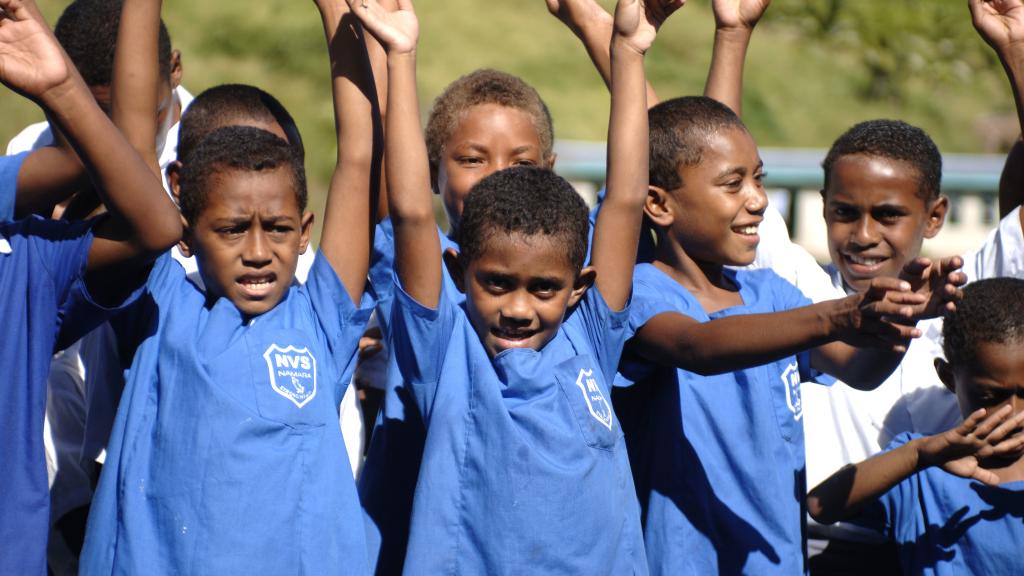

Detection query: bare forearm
xmin=15 ymin=146 xmax=88 ymax=215
xmin=998 ymin=48 xmax=1024 ymax=217
xmin=813 ymin=341 xmax=904 ymax=390
xmin=808 ymin=440 xmax=921 ymax=525
xmin=703 ymin=27 xmax=752 ymax=115
xmin=567 ymin=9 xmax=659 ymax=106
xmin=40 ymin=77 xmax=179 ymax=260
xmin=591 ymin=37 xmax=649 ymax=311
xmin=636 ymin=302 xmax=836 ymax=376
xmin=318 ymin=3 xmax=379 ymax=300
xmin=111 ymin=0 xmax=162 ymax=174
xmin=386 ymin=51 xmax=441 ymax=307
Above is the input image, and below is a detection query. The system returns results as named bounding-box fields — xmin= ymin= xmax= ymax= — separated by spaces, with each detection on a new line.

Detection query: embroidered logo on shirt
xmin=781 ymin=362 xmax=802 ymax=421
xmin=0 ymin=238 xmax=10 ymax=255
xmin=262 ymin=344 xmax=318 ymax=408
xmin=575 ymin=368 xmax=613 ymax=430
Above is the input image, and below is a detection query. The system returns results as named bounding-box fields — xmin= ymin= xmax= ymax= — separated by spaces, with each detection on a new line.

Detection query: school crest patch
xmin=781 ymin=361 xmax=802 ymax=421
xmin=575 ymin=368 xmax=613 ymax=430
xmin=262 ymin=344 xmax=318 ymax=409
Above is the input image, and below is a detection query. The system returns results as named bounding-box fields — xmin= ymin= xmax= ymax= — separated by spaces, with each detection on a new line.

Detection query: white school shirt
xmin=750 ymin=205 xmax=1024 ymax=542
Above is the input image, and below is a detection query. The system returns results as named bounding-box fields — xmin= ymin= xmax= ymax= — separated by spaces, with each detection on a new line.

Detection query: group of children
xmin=2 ymin=0 xmax=1023 ymax=574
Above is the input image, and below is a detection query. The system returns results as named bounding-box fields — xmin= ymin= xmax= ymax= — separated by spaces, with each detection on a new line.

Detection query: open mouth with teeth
xmin=844 ymin=254 xmax=889 ymax=269
xmin=490 ymin=328 xmax=537 ymax=348
xmin=237 ymin=274 xmax=277 ymax=298
xmin=733 ymin=225 xmax=759 ymax=235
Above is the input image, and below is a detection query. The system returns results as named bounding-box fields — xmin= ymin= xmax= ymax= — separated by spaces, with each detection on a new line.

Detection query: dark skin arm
xmin=971 ymin=0 xmax=1024 ymax=223
xmin=629 ymin=276 xmax=922 ymax=385
xmin=315 ymin=0 xmax=381 ymax=303
xmin=349 ymin=0 xmax=441 ymax=308
xmin=0 ymin=0 xmax=181 ymax=279
xmin=702 ymin=0 xmax=771 ymax=115
xmin=808 ymin=406 xmax=1024 ymax=524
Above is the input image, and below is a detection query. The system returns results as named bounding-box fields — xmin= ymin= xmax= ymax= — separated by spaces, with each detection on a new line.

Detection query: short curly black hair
xmin=649 ymin=96 xmax=748 ymax=191
xmin=178 ymin=126 xmax=307 ymax=226
xmin=178 ymin=84 xmax=304 ymax=163
xmin=457 ymin=167 xmax=588 ymax=271
xmin=822 ymin=119 xmax=942 ymax=200
xmin=425 ymin=69 xmax=554 ymax=190
xmin=54 ymin=0 xmax=173 ymax=88
xmin=943 ymin=277 xmax=1024 ymax=366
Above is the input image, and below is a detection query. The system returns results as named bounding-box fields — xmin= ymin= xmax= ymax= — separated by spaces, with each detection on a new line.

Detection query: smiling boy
xmin=351 ymin=0 xmax=679 ymax=571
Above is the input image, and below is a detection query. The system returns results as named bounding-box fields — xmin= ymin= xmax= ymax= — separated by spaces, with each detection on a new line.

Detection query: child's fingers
xmin=957 ymin=408 xmax=989 ymax=435
xmin=986 ymin=408 xmax=1024 ymax=443
xmin=971 ymin=466 xmax=1002 ymax=486
xmin=970 ymin=404 xmax=1014 ymax=440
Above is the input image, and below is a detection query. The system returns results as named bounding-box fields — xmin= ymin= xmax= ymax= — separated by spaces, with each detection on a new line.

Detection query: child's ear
xmin=934 ymin=357 xmax=956 ymax=395
xmin=568 ymin=266 xmax=597 ymax=308
xmin=166 ymin=161 xmax=182 ymax=204
xmin=298 ymin=211 xmax=315 ymax=255
xmin=178 ymin=214 xmax=194 ymax=257
xmin=169 ymin=49 xmax=183 ymax=89
xmin=544 ymin=153 xmax=557 ymax=171
xmin=644 ymin=185 xmax=675 ymax=227
xmin=442 ymin=248 xmax=466 ymax=293
xmin=923 ymin=195 xmax=949 ymax=239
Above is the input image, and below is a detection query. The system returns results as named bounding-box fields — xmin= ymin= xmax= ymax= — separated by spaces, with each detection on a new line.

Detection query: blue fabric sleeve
xmin=18 ymin=216 xmax=94 ymax=309
xmin=390 ymin=274 xmax=457 ymax=416
xmin=847 ymin=432 xmax=919 ymax=539
xmin=625 ymin=269 xmax=702 ymax=340
xmin=0 ymin=153 xmax=28 ymax=222
xmin=305 ymin=250 xmax=375 ymax=371
xmin=369 ymin=218 xmax=397 ymax=337
xmin=570 ymin=285 xmax=631 ymax=382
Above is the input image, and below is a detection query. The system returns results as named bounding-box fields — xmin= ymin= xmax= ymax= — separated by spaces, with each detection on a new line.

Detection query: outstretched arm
xmin=592 ymin=0 xmax=683 ymax=311
xmin=0 ymin=0 xmax=181 ymax=272
xmin=545 ymin=0 xmax=660 ymax=107
xmin=702 ymin=0 xmax=770 ymax=115
xmin=808 ymin=406 xmax=1024 ymax=525
xmin=970 ymin=0 xmax=1024 ymax=220
xmin=630 ymin=276 xmax=922 ymax=377
xmin=316 ymin=0 xmax=381 ymax=303
xmin=349 ymin=0 xmax=440 ymax=308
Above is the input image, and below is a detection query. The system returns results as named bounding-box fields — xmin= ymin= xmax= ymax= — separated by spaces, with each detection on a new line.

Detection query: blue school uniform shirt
xmin=388 ymin=277 xmax=646 ymax=575
xmin=360 ymin=217 xmax=463 ymax=574
xmin=618 ymin=264 xmax=825 ymax=576
xmin=0 ymin=151 xmax=23 ymax=220
xmin=0 ymin=153 xmax=142 ymax=576
xmin=849 ymin=433 xmax=1024 ymax=575
xmin=81 ymin=251 xmax=373 ymax=575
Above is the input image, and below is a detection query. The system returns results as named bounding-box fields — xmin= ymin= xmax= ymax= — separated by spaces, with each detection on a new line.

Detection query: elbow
xmin=806 ymin=495 xmax=838 ymax=526
xmin=136 ymin=204 xmax=183 ymax=255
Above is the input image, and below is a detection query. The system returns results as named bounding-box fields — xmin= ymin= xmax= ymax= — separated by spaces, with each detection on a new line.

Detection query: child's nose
xmin=500 ymin=292 xmax=532 ymax=323
xmin=243 ymin=229 xmax=272 ymax=266
xmin=851 ymin=217 xmax=880 ymax=247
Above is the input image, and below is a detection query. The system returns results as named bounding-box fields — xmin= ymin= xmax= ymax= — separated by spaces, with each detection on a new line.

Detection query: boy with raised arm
xmin=809 ymin=277 xmax=1024 ymax=576
xmin=351 ymin=0 xmax=679 ymax=572
xmin=78 ymin=2 xmax=379 ymax=573
xmin=0 ymin=1 xmax=182 ymax=574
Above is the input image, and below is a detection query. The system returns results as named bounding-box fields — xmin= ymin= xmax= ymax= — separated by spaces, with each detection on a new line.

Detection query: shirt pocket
xmin=247 ymin=328 xmax=329 ymax=429
xmin=554 ymin=354 xmax=621 ymax=451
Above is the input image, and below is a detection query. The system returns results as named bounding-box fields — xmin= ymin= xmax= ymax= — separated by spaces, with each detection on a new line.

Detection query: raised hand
xmin=899 ymin=255 xmax=967 ymax=319
xmin=970 ymin=0 xmax=1024 ymax=56
xmin=612 ymin=0 xmax=685 ymax=55
xmin=347 ymin=0 xmax=417 ymax=54
xmin=545 ymin=0 xmax=612 ymax=37
xmin=831 ymin=276 xmax=926 ymax=352
xmin=0 ymin=0 xmax=69 ymax=100
xmin=711 ymin=0 xmax=770 ymax=32
xmin=917 ymin=406 xmax=1024 ymax=485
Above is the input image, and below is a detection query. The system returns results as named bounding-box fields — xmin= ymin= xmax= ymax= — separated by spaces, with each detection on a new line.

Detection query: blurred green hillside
xmin=0 ymin=0 xmax=1014 ymax=225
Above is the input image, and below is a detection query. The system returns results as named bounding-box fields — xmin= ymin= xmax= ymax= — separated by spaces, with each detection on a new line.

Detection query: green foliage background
xmin=0 ymin=0 xmax=1014 ymax=223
